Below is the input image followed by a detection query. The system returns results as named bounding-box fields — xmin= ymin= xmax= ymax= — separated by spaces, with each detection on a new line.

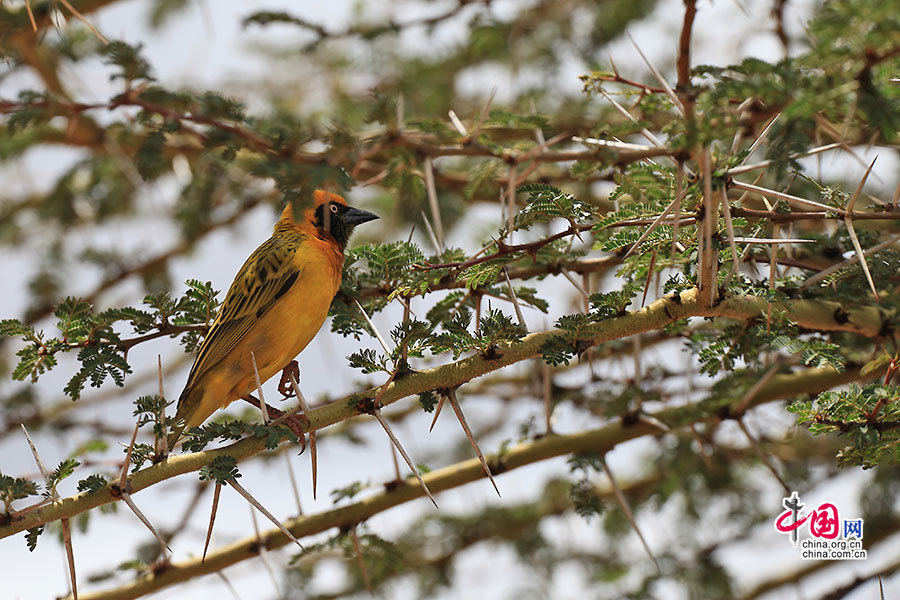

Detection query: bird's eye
xmin=330 ymin=204 xmax=339 ymax=214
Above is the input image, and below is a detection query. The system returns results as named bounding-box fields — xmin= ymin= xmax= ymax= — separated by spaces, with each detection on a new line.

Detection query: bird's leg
xmin=242 ymin=394 xmax=308 ymax=452
xmin=278 ymin=360 xmax=301 ymax=398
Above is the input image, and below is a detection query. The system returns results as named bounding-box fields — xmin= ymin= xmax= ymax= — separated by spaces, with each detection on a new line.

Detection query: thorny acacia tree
xmin=1 ymin=0 xmax=900 ymax=598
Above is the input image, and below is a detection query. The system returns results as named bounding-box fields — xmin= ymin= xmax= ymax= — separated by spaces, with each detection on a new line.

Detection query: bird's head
xmin=279 ymin=190 xmax=378 ymax=246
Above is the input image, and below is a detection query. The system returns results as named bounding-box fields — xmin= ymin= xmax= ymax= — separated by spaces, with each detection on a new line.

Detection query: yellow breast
xmin=193 ymin=238 xmax=343 ymax=423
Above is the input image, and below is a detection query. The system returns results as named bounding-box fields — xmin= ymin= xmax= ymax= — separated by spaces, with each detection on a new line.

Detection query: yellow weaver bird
xmin=168 ymin=190 xmax=378 ymax=448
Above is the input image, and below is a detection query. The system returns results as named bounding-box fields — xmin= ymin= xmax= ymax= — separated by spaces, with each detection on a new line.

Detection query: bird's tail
xmin=165 ymin=423 xmax=185 ymax=454
xmin=165 ymin=385 xmax=195 ymax=452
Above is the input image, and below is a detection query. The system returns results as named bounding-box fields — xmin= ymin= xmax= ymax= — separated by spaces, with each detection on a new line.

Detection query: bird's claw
xmin=278 ymin=360 xmax=301 ymax=398
xmin=279 ymin=413 xmax=308 ymax=453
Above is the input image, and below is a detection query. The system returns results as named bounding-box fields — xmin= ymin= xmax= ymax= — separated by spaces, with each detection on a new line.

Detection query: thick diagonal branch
xmin=1 ymin=288 xmax=890 ymax=539
xmin=70 ymin=364 xmax=863 ymax=600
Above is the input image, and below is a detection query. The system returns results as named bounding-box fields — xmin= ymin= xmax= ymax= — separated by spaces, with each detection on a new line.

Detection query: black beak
xmin=344 ymin=206 xmax=379 ymax=226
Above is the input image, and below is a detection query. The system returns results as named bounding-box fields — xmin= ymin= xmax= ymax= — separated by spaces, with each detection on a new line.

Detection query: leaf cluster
xmin=0 ymin=473 xmax=39 ymax=514
xmin=514 ymin=183 xmax=597 ymax=231
xmin=430 ymin=308 xmax=527 ymax=360
xmin=1 ymin=280 xmax=218 ymax=399
xmin=199 ymin=456 xmax=241 ymax=486
xmin=789 ymin=383 xmax=900 ymax=468
xmin=182 ymin=419 xmax=300 ymax=453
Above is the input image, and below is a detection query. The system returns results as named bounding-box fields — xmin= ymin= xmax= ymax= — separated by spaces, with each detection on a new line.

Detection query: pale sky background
xmin=1 ymin=1 xmax=897 ymax=599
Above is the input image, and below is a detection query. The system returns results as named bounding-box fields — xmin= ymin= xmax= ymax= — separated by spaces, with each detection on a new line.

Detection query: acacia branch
xmin=70 ymin=363 xmax=862 ymax=600
xmin=1 ymin=287 xmax=889 ymax=540
xmin=731 ymin=206 xmax=900 ymax=223
xmin=586 ymin=72 xmax=667 ymax=95
xmin=289 ymin=432 xmax=845 ymax=597
xmin=419 ymin=223 xmax=595 ymax=271
xmin=243 ymin=0 xmax=485 ymax=49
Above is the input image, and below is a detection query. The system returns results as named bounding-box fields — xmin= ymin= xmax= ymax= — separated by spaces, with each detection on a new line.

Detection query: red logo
xmin=775 ymin=502 xmax=839 ymax=539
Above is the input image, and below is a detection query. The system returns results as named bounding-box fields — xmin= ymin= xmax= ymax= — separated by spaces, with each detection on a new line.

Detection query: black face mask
xmin=315 ymin=202 xmax=379 ymax=246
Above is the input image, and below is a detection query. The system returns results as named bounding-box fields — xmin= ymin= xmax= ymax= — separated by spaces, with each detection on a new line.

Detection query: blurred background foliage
xmin=1 ymin=0 xmax=900 ymax=599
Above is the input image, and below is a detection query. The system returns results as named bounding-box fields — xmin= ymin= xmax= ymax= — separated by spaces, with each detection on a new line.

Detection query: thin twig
xmin=503 ymin=268 xmax=526 ymax=326
xmin=730 ymin=180 xmax=847 ymax=215
xmin=216 ymin=571 xmax=242 ymax=600
xmin=446 ymin=390 xmax=500 ymax=497
xmin=202 ymin=483 xmax=222 ymax=564
xmin=799 ymin=235 xmax=900 ymax=290
xmin=121 ymin=492 xmax=172 ymax=554
xmin=9 ymin=497 xmax=53 ymax=519
xmin=423 ymin=157 xmax=446 ymax=250
xmin=22 ymin=425 xmax=78 ymax=599
xmin=627 ymin=33 xmax=685 ymax=116
xmin=25 ymin=0 xmax=37 ymax=31
xmin=58 ymin=0 xmax=109 ymax=44
xmin=372 ymin=409 xmax=438 ymax=508
xmin=469 ymin=86 xmax=497 ymax=139
xmin=689 ymin=424 xmax=714 ymax=470
xmin=448 ymin=110 xmax=468 ymax=136
xmin=847 ymin=156 xmax=878 ymax=213
xmin=249 ymin=507 xmax=284 ymax=600
xmin=743 ymin=113 xmax=780 ymax=159
xmin=420 ymin=210 xmax=442 ymax=255
xmin=420 ymin=222 xmax=593 ymax=271
xmin=284 ymin=452 xmax=303 ymax=517
xmin=229 ymin=479 xmax=305 ymax=550
xmin=287 ymin=374 xmax=317 ymax=500
xmin=250 ymin=351 xmax=269 ymax=424
xmin=507 ymin=164 xmax=517 ymax=236
xmin=390 ymin=440 xmax=402 ymax=481
xmin=600 ymin=457 xmax=660 ymax=573
xmin=698 ymin=148 xmax=718 ymax=307
xmin=671 ymin=163 xmax=684 ymax=266
xmin=726 ymin=142 xmax=842 ymax=175
xmin=735 ymin=364 xmax=782 ymax=415
xmin=736 ymin=418 xmax=789 ymax=494
xmin=560 ymin=268 xmax=590 ymax=301
xmin=543 ymin=362 xmax=553 ymax=434
xmin=429 ymin=395 xmax=446 ymax=432
xmin=119 ymin=423 xmax=140 ymax=489
xmin=157 ymin=356 xmax=168 ymax=456
xmin=60 ymin=517 xmax=78 ymax=600
xmin=350 ymin=528 xmax=373 ymax=594
xmin=844 ymin=218 xmax=879 ymax=299
xmin=731 ymin=238 xmax=816 ymax=244
xmin=721 ymin=187 xmax=740 ymax=280
xmin=621 ymin=196 xmax=681 ymax=260
xmin=354 ymin=299 xmax=393 ymax=355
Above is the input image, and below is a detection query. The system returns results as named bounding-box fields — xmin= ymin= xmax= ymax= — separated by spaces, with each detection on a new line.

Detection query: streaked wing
xmin=185 ymin=235 xmax=302 ymax=386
